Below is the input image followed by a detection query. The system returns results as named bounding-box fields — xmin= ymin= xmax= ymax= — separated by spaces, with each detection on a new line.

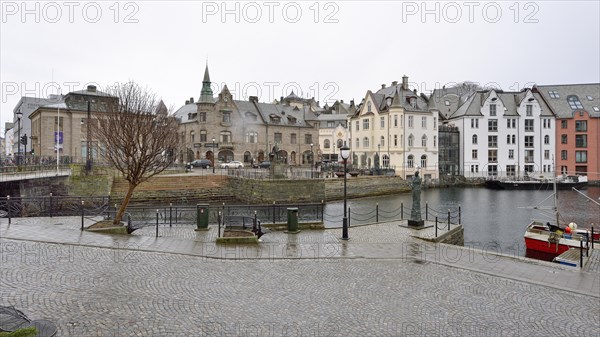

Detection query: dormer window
xmin=367 ymin=102 xmax=372 ymax=112
xmin=410 ymin=97 xmax=416 ymax=108
xmin=188 ymin=112 xmax=197 ymax=120
xmin=444 ymin=100 xmax=450 ymax=106
xmin=548 ymin=90 xmax=559 ymax=98
xmin=567 ymin=95 xmax=584 ymax=110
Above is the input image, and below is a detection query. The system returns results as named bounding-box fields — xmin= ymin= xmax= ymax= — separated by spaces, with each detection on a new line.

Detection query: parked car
xmin=221 ymin=161 xmax=244 ymax=169
xmin=253 ymin=161 xmax=271 ymax=169
xmin=190 ymin=159 xmax=212 ymax=168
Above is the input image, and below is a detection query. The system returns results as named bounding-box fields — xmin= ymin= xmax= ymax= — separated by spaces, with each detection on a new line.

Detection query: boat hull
xmin=486 ymin=180 xmax=587 ymax=190
xmin=524 ymin=237 xmax=571 ymax=255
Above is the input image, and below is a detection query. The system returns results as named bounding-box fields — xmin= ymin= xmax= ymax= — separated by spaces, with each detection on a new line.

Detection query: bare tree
xmin=92 ymin=82 xmax=179 ymax=224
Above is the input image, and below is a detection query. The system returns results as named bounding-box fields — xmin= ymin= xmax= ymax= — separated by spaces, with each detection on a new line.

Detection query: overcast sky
xmin=1 ymin=1 xmax=599 ymax=134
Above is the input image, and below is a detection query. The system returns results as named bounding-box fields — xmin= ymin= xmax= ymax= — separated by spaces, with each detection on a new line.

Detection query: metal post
xmin=435 ymin=217 xmax=438 ymax=237
xmin=81 ymin=200 xmax=85 ymax=230
xmin=592 ymin=226 xmax=595 ymax=249
xmin=376 ymin=203 xmax=379 ymax=223
xmin=447 ymin=210 xmax=450 ymax=230
xmin=254 ymin=210 xmax=258 ymax=232
xmin=156 ymin=209 xmax=159 ymax=237
xmin=6 ymin=196 xmax=11 ymax=225
xmin=218 ymin=211 xmax=222 ymax=238
xmin=86 ymin=100 xmax=92 ymax=173
xmin=342 ymin=159 xmax=348 ymax=239
xmin=272 ymin=201 xmax=276 ymax=224
xmin=580 ymin=240 xmax=583 ymax=269
xmin=425 ymin=202 xmax=428 ymax=221
xmin=16 ymin=113 xmax=21 ymax=166
xmin=212 ymin=138 xmax=216 ymax=174
xmin=169 ymin=203 xmax=172 ymax=227
xmin=321 ymin=200 xmax=324 ymax=223
xmin=459 ymin=205 xmax=462 ymax=224
xmin=49 ymin=192 xmax=53 ymax=218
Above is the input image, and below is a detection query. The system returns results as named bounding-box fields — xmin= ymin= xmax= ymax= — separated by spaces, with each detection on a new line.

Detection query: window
xmin=324 ymin=139 xmax=330 ymax=149
xmin=472 ymin=135 xmax=478 ymax=144
xmin=561 ymin=120 xmax=567 ymax=129
xmin=222 ymin=112 xmax=231 ymax=124
xmin=561 ymin=150 xmax=567 ymax=160
xmin=561 ymin=166 xmax=568 ymax=175
xmin=561 ymin=134 xmax=567 ymax=144
xmin=471 ymin=165 xmax=479 ymax=173
xmin=575 ymin=120 xmax=587 ymax=132
xmin=380 ymin=117 xmax=385 ymax=129
xmin=394 ymin=134 xmax=398 ymax=146
xmin=433 ymin=117 xmax=437 ymax=130
xmin=506 ymin=119 xmax=514 ymax=128
xmin=526 ymin=105 xmax=533 ymax=116
xmin=511 ymin=135 xmax=516 ymax=144
xmin=220 ymin=131 xmax=231 ymax=143
xmin=576 ymin=151 xmax=587 ymax=163
xmin=291 ymin=133 xmax=297 ymax=144
xmin=488 ymin=165 xmax=498 ymax=177
xmin=587 ymin=95 xmax=593 ymax=101
xmin=489 ymin=104 xmax=496 ymax=116
xmin=548 ymin=90 xmax=559 ymax=98
xmin=392 ymin=115 xmax=397 ymax=127
xmin=421 ymin=135 xmax=427 ymax=147
xmin=420 ymin=155 xmax=427 ymax=169
xmin=525 ymin=165 xmax=534 ymax=173
xmin=199 ymin=112 xmax=206 ymax=122
xmin=488 ymin=150 xmax=497 ymax=162
xmin=408 ymin=135 xmax=414 ymax=147
xmin=543 ymin=119 xmax=551 ymax=129
xmin=363 ymin=118 xmax=370 ymax=130
xmin=421 ymin=117 xmax=427 ymax=129
xmin=445 ymin=100 xmax=450 ymax=106
xmin=471 ymin=119 xmax=479 ymax=128
xmin=488 ymin=136 xmax=497 ymax=147
xmin=355 ymin=138 xmax=359 ymax=148
xmin=575 ymin=135 xmax=587 ymax=148
xmin=190 ymin=131 xmax=195 ymax=143
xmin=407 ymin=155 xmax=414 ymax=168
xmin=363 ymin=137 xmax=369 ymax=148
xmin=508 ymin=149 xmax=514 ymax=159
xmin=327 ymin=121 xmax=335 ymax=128
xmin=433 ymin=136 xmax=437 ymax=147
xmin=525 ymin=119 xmax=534 ymax=132
xmin=506 ymin=135 xmax=511 ymax=144
xmin=408 ymin=116 xmax=414 ymax=128
xmin=567 ymin=96 xmax=584 ymax=110
xmin=594 ymin=107 xmax=600 ymax=112
xmin=488 ymin=119 xmax=497 ymax=132
xmin=200 ymin=130 xmax=207 ymax=142
xmin=544 ymin=150 xmax=550 ymax=160
xmin=246 ymin=131 xmax=257 ymax=143
xmin=274 ymin=133 xmax=282 ymax=143
xmin=305 ymin=134 xmax=313 ymax=144
xmin=544 ymin=135 xmax=549 ymax=145
xmin=380 ymin=136 xmax=385 ymax=147
xmin=367 ymin=102 xmax=372 ymax=112
xmin=525 ymin=136 xmax=534 ymax=147
xmin=506 ymin=165 xmax=516 ymax=177
xmin=410 ymin=97 xmax=417 ymax=108
xmin=382 ymin=155 xmax=390 ymax=167
xmin=472 ymin=149 xmax=478 ymax=159
xmin=355 ymin=121 xmax=359 ymax=131
xmin=525 ymin=150 xmax=534 ymax=163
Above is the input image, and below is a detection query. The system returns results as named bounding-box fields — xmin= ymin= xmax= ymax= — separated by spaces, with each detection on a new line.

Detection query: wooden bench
xmin=223 ymin=215 xmax=266 ymax=239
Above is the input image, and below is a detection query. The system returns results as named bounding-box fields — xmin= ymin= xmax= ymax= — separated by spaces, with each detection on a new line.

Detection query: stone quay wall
xmin=324 ymin=176 xmax=412 ymax=201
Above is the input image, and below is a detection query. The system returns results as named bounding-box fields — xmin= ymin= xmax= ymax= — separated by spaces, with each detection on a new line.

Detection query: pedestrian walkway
xmin=1 ymin=216 xmax=598 ymax=297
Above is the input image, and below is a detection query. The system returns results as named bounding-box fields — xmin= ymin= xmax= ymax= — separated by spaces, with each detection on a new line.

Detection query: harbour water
xmin=324 ymin=185 xmax=600 ymax=257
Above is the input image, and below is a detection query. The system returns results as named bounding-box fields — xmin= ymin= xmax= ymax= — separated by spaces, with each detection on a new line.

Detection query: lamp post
xmin=340 ymin=142 xmax=350 ymax=240
xmin=85 ymin=100 xmax=92 ymax=173
xmin=16 ymin=110 xmax=22 ymax=166
xmin=310 ymin=143 xmax=314 ymax=178
xmin=212 ymin=137 xmax=216 ymax=174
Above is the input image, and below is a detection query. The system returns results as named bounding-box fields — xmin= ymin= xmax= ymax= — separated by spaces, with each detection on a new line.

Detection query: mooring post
xmin=447 ymin=210 xmax=451 ymax=231
xmin=425 ymin=202 xmax=428 ymax=221
xmin=169 ymin=203 xmax=173 ymax=227
xmin=272 ymin=201 xmax=276 ymax=224
xmin=580 ymin=240 xmax=583 ymax=269
xmin=321 ymin=200 xmax=324 ymax=223
xmin=401 ymin=202 xmax=403 ymax=220
xmin=80 ymin=200 xmax=85 ymax=231
xmin=458 ymin=205 xmax=462 ymax=224
xmin=591 ymin=226 xmax=595 ymax=249
xmin=49 ymin=192 xmax=53 ymax=218
xmin=376 ymin=203 xmax=379 ymax=223
xmin=218 ymin=211 xmax=222 ymax=238
xmin=6 ymin=196 xmax=11 ymax=225
xmin=435 ymin=217 xmax=438 ymax=237
xmin=348 ymin=207 xmax=351 ymax=227
xmin=156 ymin=209 xmax=159 ymax=238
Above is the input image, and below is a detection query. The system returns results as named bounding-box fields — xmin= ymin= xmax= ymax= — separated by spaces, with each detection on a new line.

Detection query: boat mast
xmin=553 ymin=156 xmax=559 ymax=226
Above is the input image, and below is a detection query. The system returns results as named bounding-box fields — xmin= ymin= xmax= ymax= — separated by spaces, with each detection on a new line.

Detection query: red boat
xmin=524 ymin=222 xmax=594 ymax=255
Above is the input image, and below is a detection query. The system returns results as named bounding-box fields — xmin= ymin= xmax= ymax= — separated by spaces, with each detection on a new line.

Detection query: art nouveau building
xmin=349 ymin=76 xmax=439 ymax=179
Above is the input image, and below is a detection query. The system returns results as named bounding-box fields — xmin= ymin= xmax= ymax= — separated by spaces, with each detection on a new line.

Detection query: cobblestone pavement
xmin=1 ymin=217 xmax=599 ymax=336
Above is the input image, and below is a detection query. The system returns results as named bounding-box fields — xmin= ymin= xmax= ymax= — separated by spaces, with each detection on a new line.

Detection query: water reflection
xmin=325 ymin=186 xmax=600 ymax=257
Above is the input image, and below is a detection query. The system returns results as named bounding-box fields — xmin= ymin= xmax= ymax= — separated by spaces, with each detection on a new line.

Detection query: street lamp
xmin=212 ymin=137 xmax=216 ymax=174
xmin=16 ymin=110 xmax=22 ymax=166
xmin=340 ymin=142 xmax=350 ymax=240
xmin=85 ymin=100 xmax=92 ymax=173
xmin=310 ymin=143 xmax=314 ymax=178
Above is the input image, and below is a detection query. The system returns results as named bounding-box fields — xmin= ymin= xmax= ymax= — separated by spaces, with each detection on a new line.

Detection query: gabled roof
xmin=173 ymin=103 xmax=198 ymax=123
xmin=445 ymin=89 xmax=554 ymax=119
xmin=534 ymin=83 xmax=600 ymax=118
xmin=374 ymin=84 xmax=428 ymax=111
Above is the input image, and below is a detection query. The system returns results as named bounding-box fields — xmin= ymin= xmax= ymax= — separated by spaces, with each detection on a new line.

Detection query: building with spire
xmin=174 ymin=66 xmax=321 ymax=167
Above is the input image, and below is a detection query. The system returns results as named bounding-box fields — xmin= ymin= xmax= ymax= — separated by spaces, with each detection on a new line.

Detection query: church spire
xmin=199 ymin=62 xmax=213 ymax=103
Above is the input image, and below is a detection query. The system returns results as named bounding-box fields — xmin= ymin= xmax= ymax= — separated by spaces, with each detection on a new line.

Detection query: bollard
xmin=156 ymin=209 xmax=159 ymax=237
xmin=425 ymin=202 xmax=428 ymax=221
xmin=459 ymin=205 xmax=462 ymax=224
xmin=6 ymin=196 xmax=11 ymax=225
xmin=254 ymin=211 xmax=258 ymax=232
xmin=586 ymin=232 xmax=589 ymax=257
xmin=49 ymin=192 xmax=53 ymax=218
xmin=272 ymin=201 xmax=276 ymax=224
xmin=81 ymin=200 xmax=85 ymax=230
xmin=218 ymin=211 xmax=222 ymax=238
xmin=321 ymin=200 xmax=324 ymax=223
xmin=592 ymin=226 xmax=595 ymax=249
xmin=580 ymin=240 xmax=583 ymax=269
xmin=376 ymin=203 xmax=379 ymax=223
xmin=169 ymin=203 xmax=172 ymax=227
xmin=348 ymin=207 xmax=351 ymax=227
xmin=447 ymin=210 xmax=451 ymax=231
xmin=401 ymin=203 xmax=404 ymax=220
xmin=435 ymin=217 xmax=438 ymax=237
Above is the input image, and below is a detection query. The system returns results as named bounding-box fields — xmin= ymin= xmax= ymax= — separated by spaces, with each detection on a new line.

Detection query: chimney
xmin=249 ymin=96 xmax=258 ymax=102
xmin=381 ymin=84 xmax=386 ymax=89
xmin=280 ymin=96 xmax=284 ymax=103
xmin=392 ymin=81 xmax=398 ymax=86
xmin=87 ymin=85 xmax=97 ymax=92
xmin=185 ymin=100 xmax=190 ymax=105
xmin=413 ymin=89 xmax=417 ymax=95
xmin=190 ymin=97 xmax=194 ymax=103
xmin=402 ymin=75 xmax=408 ymax=90
xmin=340 ymin=99 xmax=344 ymax=104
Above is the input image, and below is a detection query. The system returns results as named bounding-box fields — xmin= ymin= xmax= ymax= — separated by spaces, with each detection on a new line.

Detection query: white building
xmin=349 ymin=76 xmax=439 ymax=179
xmin=440 ymin=88 xmax=554 ymax=178
xmin=316 ymin=100 xmax=354 ymax=163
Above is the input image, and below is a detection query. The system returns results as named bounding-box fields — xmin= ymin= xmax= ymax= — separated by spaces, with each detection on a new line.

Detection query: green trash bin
xmin=286 ymin=207 xmax=299 ymax=233
xmin=196 ymin=204 xmax=210 ymax=231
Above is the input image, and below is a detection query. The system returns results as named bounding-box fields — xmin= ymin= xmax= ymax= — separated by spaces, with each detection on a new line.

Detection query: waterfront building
xmin=437 ymin=88 xmax=554 ymax=178
xmin=533 ymin=84 xmax=600 ymax=181
xmin=174 ymin=66 xmax=320 ymax=166
xmin=349 ymin=76 xmax=439 ymax=179
xmin=317 ymin=100 xmax=354 ymax=163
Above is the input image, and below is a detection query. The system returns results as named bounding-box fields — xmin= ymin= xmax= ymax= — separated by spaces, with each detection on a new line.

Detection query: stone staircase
xmin=111 ymin=174 xmax=236 ymax=205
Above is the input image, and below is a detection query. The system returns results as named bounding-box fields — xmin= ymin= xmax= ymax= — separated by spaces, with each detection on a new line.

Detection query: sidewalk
xmin=1 ymin=216 xmax=598 ymax=297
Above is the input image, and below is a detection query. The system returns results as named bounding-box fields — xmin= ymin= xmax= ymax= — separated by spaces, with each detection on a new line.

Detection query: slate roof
xmin=173 ymin=103 xmax=198 ymax=123
xmin=373 ymin=84 xmax=428 ymax=112
xmin=444 ymin=89 xmax=553 ymax=119
xmin=534 ymin=83 xmax=600 ymax=118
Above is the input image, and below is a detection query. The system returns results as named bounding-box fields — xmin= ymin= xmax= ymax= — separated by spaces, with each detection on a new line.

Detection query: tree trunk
xmin=114 ymin=182 xmax=136 ymax=225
